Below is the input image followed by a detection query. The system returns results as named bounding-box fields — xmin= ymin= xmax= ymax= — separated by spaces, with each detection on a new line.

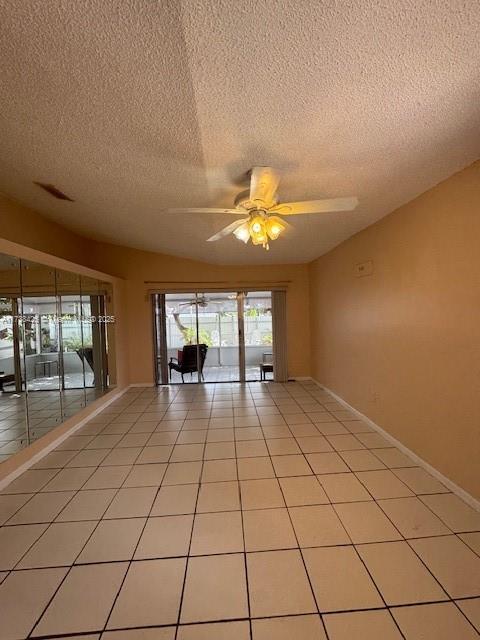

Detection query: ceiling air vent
xmin=34 ymin=182 xmax=74 ymax=201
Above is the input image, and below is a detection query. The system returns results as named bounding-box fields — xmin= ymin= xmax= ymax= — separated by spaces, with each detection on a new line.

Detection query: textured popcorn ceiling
xmin=0 ymin=0 xmax=479 ymax=264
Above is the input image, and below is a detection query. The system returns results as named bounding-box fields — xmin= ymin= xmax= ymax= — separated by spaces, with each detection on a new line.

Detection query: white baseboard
xmin=0 ymin=386 xmax=130 ymax=492
xmin=129 ymin=382 xmax=156 ymax=387
xmin=307 ymin=378 xmax=480 ymax=512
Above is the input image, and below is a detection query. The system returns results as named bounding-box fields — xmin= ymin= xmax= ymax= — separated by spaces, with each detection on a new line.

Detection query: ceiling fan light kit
xmin=167 ymin=166 xmax=358 ymax=250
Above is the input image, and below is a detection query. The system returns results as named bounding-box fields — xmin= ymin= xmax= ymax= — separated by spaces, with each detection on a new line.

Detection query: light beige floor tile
xmin=392 ymin=467 xmax=448 ymax=494
xmin=235 ymin=440 xmax=269 ymax=457
xmin=271 ymin=454 xmax=313 ymax=477
xmin=307 ymin=452 xmax=350 ymax=474
xmin=118 ymin=433 xmax=150 ymax=447
xmin=181 ymin=554 xmax=248 ymax=623
xmin=197 ymin=481 xmax=240 ymax=512
xmin=409 ymin=535 xmax=480 ymax=598
xmin=101 ymin=447 xmax=142 ymax=466
xmin=82 ymin=466 xmax=132 ymax=490
xmin=279 ymin=476 xmax=329 ymax=506
xmin=378 ymin=497 xmax=451 ymax=537
xmin=2 ymin=469 xmax=59 ymax=494
xmin=420 ymin=493 xmax=480 ymax=532
xmin=459 ymin=532 xmax=480 ymax=555
xmin=104 ymin=628 xmax=173 ymax=639
xmin=207 ymin=428 xmax=234 ymax=442
xmin=0 ymin=523 xmax=47 ymax=569
xmin=201 ymin=459 xmax=237 ymax=482
xmin=170 ymin=444 xmax=204 ymax=462
xmin=247 ymin=549 xmax=316 ymax=617
xmin=339 ymin=449 xmax=386 ymax=471
xmin=0 ymin=567 xmax=67 ymax=640
xmin=334 ymin=501 xmax=402 ymax=543
xmin=9 ymin=491 xmax=74 ymax=524
xmin=0 ymin=493 xmax=32 ymax=525
xmin=76 ymin=518 xmax=145 ymax=563
xmin=85 ymin=435 xmax=123 ymax=450
xmin=289 ymin=505 xmax=351 ymax=547
xmin=315 ymin=422 xmax=349 ymax=435
xmin=56 ymin=489 xmax=116 ymax=522
xmin=240 ymin=478 xmax=285 ymax=510
xmin=57 ymin=435 xmax=95 ymax=450
xmin=290 ymin=425 xmax=321 ymax=438
xmin=123 ymin=463 xmax=167 ymax=487
xmin=456 ymin=598 xmax=480 ymax=633
xmin=265 ymin=437 xmax=301 ymax=454
xmin=326 ymin=434 xmax=364 ymax=451
xmin=356 ymin=470 xmax=414 ymax=499
xmin=252 ymin=614 xmax=327 ymax=639
xmin=343 ymin=420 xmax=375 ymax=434
xmin=356 ymin=433 xmax=392 ymax=449
xmin=103 ymin=487 xmax=157 ymax=518
xmin=209 ymin=417 xmax=234 ymax=428
xmin=243 ymin=508 xmax=297 ymax=551
xmin=234 ymin=427 xmax=264 ymax=441
xmin=178 ymin=621 xmax=250 ymax=639
xmin=237 ymin=456 xmax=275 ymax=479
xmin=41 ymin=467 xmax=95 ymax=492
xmin=33 ymin=450 xmax=77 ymax=469
xmin=357 ymin=541 xmax=448 ymax=605
xmin=34 ymin=563 xmax=128 ymax=636
xmin=177 ymin=430 xmax=207 ymax=444
xmin=190 ymin=511 xmax=244 ymax=555
xmin=371 ymin=447 xmax=416 ymax=467
xmin=262 ymin=425 xmax=292 ymax=439
xmin=151 ymin=484 xmax=199 ymax=515
xmin=136 ymin=445 xmax=173 ymax=464
xmin=67 ymin=449 xmax=109 ymax=467
xmin=162 ymin=461 xmax=202 ymax=485
xmin=204 ymin=442 xmax=235 ymax=459
xmin=103 ymin=629 xmax=174 ymax=639
xmin=319 ymin=473 xmax=372 ymax=502
xmin=18 ymin=521 xmax=96 ymax=568
xmin=107 ymin=558 xmax=186 ymax=628
xmin=323 ymin=609 xmax=403 ymax=639
xmin=304 ymin=545 xmax=382 ymax=612
xmin=135 ymin=514 xmax=193 ymax=558
xmin=296 ymin=436 xmax=334 ymax=453
xmin=392 ymin=602 xmax=479 ymax=640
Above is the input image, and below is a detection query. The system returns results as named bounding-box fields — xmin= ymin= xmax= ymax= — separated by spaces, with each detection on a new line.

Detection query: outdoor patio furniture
xmin=34 ymin=360 xmax=59 ymax=378
xmin=259 ymin=352 xmax=274 ymax=381
xmin=0 ymin=372 xmax=15 ymax=391
xmin=169 ymin=344 xmax=208 ymax=382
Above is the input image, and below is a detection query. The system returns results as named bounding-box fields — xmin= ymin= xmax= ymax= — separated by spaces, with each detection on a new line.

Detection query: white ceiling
xmin=0 ymin=0 xmax=479 ymax=265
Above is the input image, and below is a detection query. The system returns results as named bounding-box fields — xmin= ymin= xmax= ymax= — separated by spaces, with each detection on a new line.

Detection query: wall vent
xmin=33 ymin=182 xmax=74 ymax=201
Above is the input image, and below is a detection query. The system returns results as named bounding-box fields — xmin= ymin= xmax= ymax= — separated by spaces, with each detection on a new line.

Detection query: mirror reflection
xmin=0 ymin=252 xmax=116 ymax=464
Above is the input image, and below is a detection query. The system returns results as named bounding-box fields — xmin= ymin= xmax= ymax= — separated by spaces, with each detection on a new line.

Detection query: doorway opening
xmin=153 ymin=291 xmax=276 ymax=384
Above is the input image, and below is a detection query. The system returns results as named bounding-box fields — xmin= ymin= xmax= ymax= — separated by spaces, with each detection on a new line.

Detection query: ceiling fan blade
xmin=249 ymin=166 xmax=279 ymax=208
xmin=207 ymin=218 xmax=249 ymax=242
xmin=165 ymin=207 xmax=246 ymax=215
xmin=270 ymin=196 xmax=358 ymax=215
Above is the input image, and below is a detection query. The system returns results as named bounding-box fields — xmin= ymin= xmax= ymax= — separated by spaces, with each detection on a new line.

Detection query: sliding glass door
xmin=154 ymin=290 xmax=278 ymax=385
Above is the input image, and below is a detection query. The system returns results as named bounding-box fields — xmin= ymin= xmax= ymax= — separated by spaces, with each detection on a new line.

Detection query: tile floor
xmin=0 ymin=381 xmax=479 ymax=639
xmin=0 ymin=386 xmax=107 ymax=462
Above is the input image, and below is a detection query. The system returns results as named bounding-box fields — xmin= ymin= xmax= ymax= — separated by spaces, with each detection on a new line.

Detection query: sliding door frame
xmin=152 ymin=287 xmax=286 ymax=385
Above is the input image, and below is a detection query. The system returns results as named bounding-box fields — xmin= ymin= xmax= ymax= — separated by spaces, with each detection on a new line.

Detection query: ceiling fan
xmin=167 ymin=167 xmax=358 ymax=250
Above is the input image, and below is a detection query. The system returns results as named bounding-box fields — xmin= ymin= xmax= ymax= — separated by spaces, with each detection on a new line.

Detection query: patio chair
xmin=169 ymin=344 xmax=208 ymax=382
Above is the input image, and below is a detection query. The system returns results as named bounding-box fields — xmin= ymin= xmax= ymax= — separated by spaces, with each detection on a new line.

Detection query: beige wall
xmin=0 ymin=193 xmax=311 ymax=385
xmin=0 ymin=193 xmax=93 ymax=266
xmin=91 ymin=243 xmax=311 ymax=384
xmin=309 ymin=161 xmax=480 ymax=498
